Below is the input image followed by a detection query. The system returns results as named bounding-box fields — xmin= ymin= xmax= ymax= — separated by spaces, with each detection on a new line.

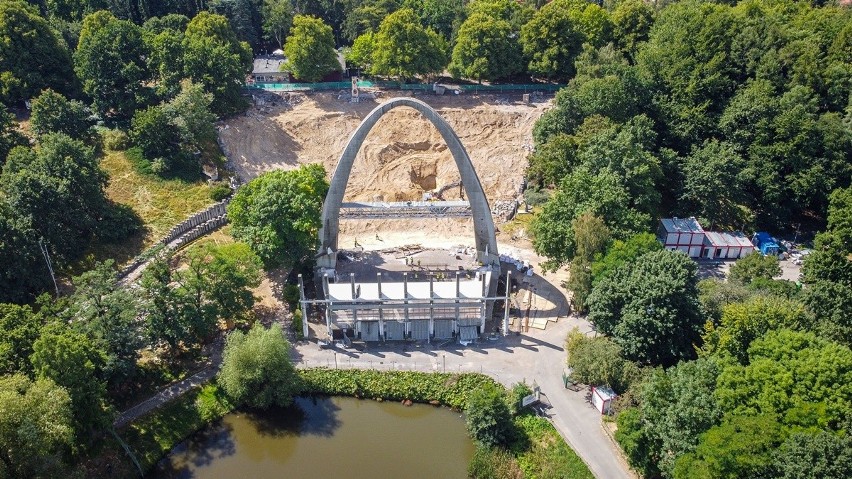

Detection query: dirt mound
xmin=218 ymin=90 xmax=550 ymax=248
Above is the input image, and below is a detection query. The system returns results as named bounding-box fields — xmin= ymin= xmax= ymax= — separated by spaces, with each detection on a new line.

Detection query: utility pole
xmin=38 ymin=238 xmax=59 ymax=296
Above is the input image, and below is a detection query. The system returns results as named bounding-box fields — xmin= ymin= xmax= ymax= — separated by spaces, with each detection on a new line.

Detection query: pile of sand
xmin=218 ymin=90 xmax=550 ymax=249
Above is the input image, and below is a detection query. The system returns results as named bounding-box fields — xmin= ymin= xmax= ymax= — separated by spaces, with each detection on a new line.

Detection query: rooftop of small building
xmin=704 ymin=230 xmax=754 ymax=248
xmin=660 ymin=217 xmax=704 ymax=234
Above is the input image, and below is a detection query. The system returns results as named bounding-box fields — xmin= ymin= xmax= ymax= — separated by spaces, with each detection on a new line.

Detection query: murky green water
xmin=154 ymin=396 xmax=475 ymax=478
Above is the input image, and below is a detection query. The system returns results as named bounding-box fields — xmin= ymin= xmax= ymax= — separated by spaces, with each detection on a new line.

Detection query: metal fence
xmin=245 ymin=81 xmax=564 ymax=93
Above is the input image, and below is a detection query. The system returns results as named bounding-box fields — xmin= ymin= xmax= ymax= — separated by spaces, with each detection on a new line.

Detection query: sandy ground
xmin=219 ymin=90 xmax=549 ymax=248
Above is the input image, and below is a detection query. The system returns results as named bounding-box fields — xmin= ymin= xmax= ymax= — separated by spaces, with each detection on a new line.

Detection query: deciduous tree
xmin=587 ymin=250 xmax=703 ymax=366
xmin=30 ymin=323 xmax=109 ymax=442
xmin=74 ymin=10 xmax=149 ymax=122
xmin=262 ymin=0 xmax=294 ymax=48
xmin=728 ymin=252 xmax=781 ymax=285
xmin=29 ymin=89 xmax=93 ymax=143
xmin=465 ymin=382 xmax=513 ymax=448
xmin=183 ymin=11 xmax=252 ymax=116
xmin=218 ymin=324 xmax=299 ymax=408
xmin=0 ymin=374 xmax=73 ymax=478
xmin=449 ymin=12 xmax=522 ymax=82
xmin=284 ymin=15 xmax=340 ymax=82
xmin=228 ymin=164 xmax=329 ymax=268
xmin=370 ymin=8 xmax=448 ymax=80
xmin=0 ymin=1 xmax=77 ymax=105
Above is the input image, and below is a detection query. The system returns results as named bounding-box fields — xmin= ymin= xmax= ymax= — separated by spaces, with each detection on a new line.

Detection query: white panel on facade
xmin=678 ymin=246 xmax=689 ymax=254
xmin=689 ymin=246 xmax=702 ymax=258
xmin=667 ymin=233 xmax=678 ymax=244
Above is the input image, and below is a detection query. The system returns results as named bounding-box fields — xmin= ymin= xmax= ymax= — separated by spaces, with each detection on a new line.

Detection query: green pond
xmin=153 ymin=396 xmax=475 ymax=478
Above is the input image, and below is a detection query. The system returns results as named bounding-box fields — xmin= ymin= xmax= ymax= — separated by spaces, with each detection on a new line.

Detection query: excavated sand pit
xmin=218 ymin=90 xmax=550 ymax=249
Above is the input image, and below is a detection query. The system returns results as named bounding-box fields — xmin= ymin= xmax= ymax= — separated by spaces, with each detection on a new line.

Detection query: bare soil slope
xmin=219 ymin=90 xmax=549 ymax=249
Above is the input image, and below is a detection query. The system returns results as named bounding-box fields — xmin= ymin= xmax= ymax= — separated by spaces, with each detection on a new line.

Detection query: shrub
xmin=291 ymin=309 xmax=304 ymax=340
xmin=209 ymin=184 xmax=232 ymax=201
xmin=465 ymin=382 xmax=514 ymax=448
xmin=101 ymin=129 xmax=129 ymax=150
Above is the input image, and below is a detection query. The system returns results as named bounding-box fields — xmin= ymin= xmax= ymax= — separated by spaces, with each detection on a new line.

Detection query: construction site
xmin=218 ymin=89 xmax=568 ymax=344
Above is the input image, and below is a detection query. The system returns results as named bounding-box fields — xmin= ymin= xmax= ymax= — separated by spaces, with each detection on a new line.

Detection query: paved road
xmin=294 ymin=315 xmax=634 ymax=479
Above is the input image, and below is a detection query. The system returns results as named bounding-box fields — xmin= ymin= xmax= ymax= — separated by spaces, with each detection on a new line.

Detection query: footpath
xmin=114 ymin=284 xmax=634 ymax=479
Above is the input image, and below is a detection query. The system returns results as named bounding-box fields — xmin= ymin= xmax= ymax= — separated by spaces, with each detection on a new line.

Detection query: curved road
xmin=293 ymin=315 xmax=634 ymax=479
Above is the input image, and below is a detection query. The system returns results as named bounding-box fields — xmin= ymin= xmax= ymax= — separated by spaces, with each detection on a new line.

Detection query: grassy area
xmin=502 ymin=207 xmax=541 ymax=240
xmin=513 ymin=414 xmax=595 ymax=479
xmin=92 ymin=149 xmax=217 ymax=264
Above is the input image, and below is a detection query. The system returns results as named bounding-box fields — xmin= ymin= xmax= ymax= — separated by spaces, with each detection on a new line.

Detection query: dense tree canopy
xmin=449 ymin=12 xmax=521 ymax=82
xmin=0 ymin=374 xmax=74 ymax=478
xmin=0 ymin=0 xmax=77 ymax=105
xmin=182 ymin=11 xmax=252 ymax=116
xmin=29 ymin=89 xmax=93 ymax=142
xmin=74 ymin=10 xmax=149 ymax=122
xmin=228 ymin=164 xmax=329 ymax=268
xmin=1 ymin=133 xmax=108 ymax=262
xmin=284 ymin=15 xmax=340 ymax=82
xmin=369 ymin=8 xmax=448 ymax=80
xmin=587 ymin=250 xmax=703 ymax=366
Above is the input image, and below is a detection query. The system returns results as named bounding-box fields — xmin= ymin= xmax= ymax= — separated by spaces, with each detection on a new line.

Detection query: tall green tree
xmin=449 ymin=12 xmax=522 ymax=82
xmin=728 ymin=252 xmax=781 ymax=285
xmin=218 ymin=323 xmax=299 ymax=408
xmin=715 ymin=329 xmax=852 ymax=430
xmin=342 ymin=0 xmax=398 ymax=43
xmin=284 ymin=15 xmax=340 ymax=82
xmin=262 ymin=0 xmax=294 ymax=48
xmin=565 ymin=328 xmax=637 ymax=393
xmin=208 ymin=0 xmax=264 ymax=51
xmin=635 ymin=358 xmax=723 ymax=477
xmin=0 ymin=0 xmax=77 ymax=105
xmin=370 ymin=8 xmax=448 ymax=80
xmin=228 ymin=164 xmax=329 ymax=268
xmin=0 ymin=303 xmax=42 ymax=375
xmin=0 ymin=374 xmax=73 ymax=478
xmin=531 ymin=168 xmax=649 ymax=269
xmin=590 ymin=232 xmax=661 ymax=285
xmin=701 ymin=295 xmax=808 ymax=365
xmin=776 ymin=431 xmax=852 ymax=479
xmin=74 ymin=10 xmax=149 ymax=122
xmin=29 ymin=89 xmax=93 ymax=142
xmin=801 ymin=280 xmax=852 ymax=347
xmin=519 ymin=0 xmax=586 ymax=81
xmin=30 ymin=323 xmax=109 ymax=442
xmin=673 ymin=414 xmax=786 ymax=479
xmin=1 ymin=133 xmax=108 ymax=262
xmin=182 ymin=11 xmax=252 ymax=116
xmin=160 ymin=79 xmax=217 ymax=152
xmin=144 ymin=22 xmax=186 ymax=98
xmin=611 ymin=0 xmax=654 ymax=61
xmin=67 ymin=260 xmax=141 ymax=388
xmin=587 ymin=250 xmax=703 ymax=366
xmin=680 ymin=140 xmax=747 ymax=229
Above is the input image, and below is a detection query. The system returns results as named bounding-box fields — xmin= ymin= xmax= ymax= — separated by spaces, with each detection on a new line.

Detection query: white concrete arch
xmin=317 ymin=97 xmax=499 ymax=267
